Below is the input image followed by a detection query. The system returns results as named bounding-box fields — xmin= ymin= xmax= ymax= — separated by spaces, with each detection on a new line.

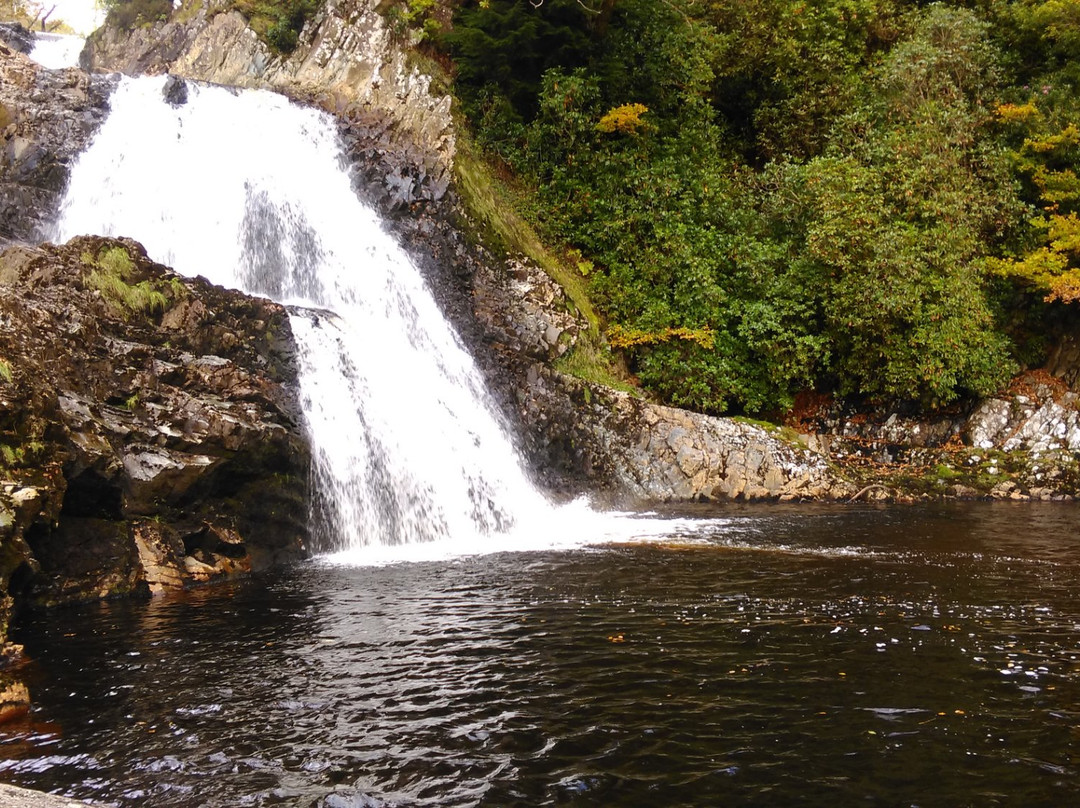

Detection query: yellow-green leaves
xmin=596 ymin=104 xmax=649 ymax=135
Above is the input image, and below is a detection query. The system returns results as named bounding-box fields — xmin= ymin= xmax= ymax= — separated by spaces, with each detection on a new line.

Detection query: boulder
xmin=0 ymin=236 xmax=309 ymax=652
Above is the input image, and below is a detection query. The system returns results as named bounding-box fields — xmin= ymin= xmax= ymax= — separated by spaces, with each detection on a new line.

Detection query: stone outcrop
xmin=0 ymin=783 xmax=89 ymax=808
xmin=82 ymin=0 xmax=454 ymax=195
xmin=0 ymin=236 xmax=309 ymax=663
xmin=785 ymin=369 xmax=1080 ymax=501
xmin=521 ymin=367 xmax=844 ymax=503
xmin=0 ymin=37 xmax=115 ymax=246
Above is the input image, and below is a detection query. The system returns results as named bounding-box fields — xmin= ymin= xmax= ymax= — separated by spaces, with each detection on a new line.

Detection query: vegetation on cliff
xmin=430 ymin=0 xmax=1080 ymax=418
xmin=100 ymin=0 xmax=315 ymax=53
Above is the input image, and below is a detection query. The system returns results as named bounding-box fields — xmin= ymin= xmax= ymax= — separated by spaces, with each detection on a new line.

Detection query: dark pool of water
xmin=3 ymin=503 xmax=1080 ymax=806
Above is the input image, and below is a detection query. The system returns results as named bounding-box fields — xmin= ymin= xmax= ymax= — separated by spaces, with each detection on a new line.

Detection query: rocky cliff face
xmin=463 ymin=255 xmax=846 ymax=502
xmin=0 ymin=236 xmax=309 ymax=688
xmin=521 ymin=368 xmax=844 ymax=503
xmin=0 ymin=32 xmax=115 ymax=246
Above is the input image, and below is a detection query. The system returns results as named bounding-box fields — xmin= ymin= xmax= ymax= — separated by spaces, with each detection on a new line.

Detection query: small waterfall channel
xmin=53 ymin=76 xmax=560 ymax=556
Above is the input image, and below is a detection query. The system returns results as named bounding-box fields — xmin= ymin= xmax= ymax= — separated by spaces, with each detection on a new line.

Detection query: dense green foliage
xmin=101 ymin=0 xmax=175 ymax=31
xmin=441 ymin=0 xmax=1080 ymax=415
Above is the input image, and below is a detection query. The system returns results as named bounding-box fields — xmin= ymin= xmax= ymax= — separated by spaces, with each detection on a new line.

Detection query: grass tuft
xmin=83 ymin=246 xmax=182 ymax=318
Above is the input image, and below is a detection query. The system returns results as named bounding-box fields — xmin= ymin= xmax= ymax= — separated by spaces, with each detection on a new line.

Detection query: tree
xmin=989 ymin=1 xmax=1080 ymax=302
xmin=774 ymin=4 xmax=1020 ymax=405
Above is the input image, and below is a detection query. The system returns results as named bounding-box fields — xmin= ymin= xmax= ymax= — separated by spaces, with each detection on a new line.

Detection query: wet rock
xmin=0 ymin=679 xmax=30 ymax=724
xmin=132 ymin=521 xmax=186 ymax=593
xmin=0 ymin=22 xmax=34 ymax=54
xmin=991 ymin=480 xmax=1017 ymax=499
xmin=162 ymin=73 xmax=188 ymax=106
xmin=0 ymin=44 xmax=115 ymax=246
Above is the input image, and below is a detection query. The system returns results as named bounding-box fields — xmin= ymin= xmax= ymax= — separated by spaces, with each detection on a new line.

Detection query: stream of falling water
xmin=52 ymin=76 xmax=708 ymax=561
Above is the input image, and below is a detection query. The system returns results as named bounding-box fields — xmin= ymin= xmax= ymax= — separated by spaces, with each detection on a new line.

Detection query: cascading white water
xmin=29 ymin=33 xmax=86 ymax=70
xmin=53 ymin=76 xmax=554 ymax=552
xmin=53 ymin=76 xmax=725 ymax=563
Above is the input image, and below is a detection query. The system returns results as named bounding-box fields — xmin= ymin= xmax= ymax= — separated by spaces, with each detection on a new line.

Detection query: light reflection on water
xmin=3 ymin=503 xmax=1080 ymax=806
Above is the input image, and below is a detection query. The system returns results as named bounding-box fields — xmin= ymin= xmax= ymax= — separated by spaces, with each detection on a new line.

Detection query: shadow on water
xmin=4 ymin=503 xmax=1080 ymax=806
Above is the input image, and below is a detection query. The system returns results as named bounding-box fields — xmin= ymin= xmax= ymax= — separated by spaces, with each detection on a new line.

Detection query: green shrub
xmin=232 ymin=0 xmax=318 ymax=55
xmin=441 ymin=0 xmax=1036 ymax=415
xmin=102 ymin=0 xmax=174 ymax=31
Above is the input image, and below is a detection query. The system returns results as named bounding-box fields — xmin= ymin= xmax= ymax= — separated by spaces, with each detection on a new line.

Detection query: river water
xmin=3 ymin=503 xmax=1080 ymax=805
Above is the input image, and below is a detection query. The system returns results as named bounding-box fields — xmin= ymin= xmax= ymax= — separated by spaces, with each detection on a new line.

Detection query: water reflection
xmin=4 ymin=504 xmax=1080 ymax=805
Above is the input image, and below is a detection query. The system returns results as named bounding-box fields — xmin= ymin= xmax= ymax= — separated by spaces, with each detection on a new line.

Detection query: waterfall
xmin=29 ymin=33 xmax=86 ymax=70
xmin=52 ymin=75 xmax=723 ymax=563
xmin=53 ymin=76 xmax=554 ymax=553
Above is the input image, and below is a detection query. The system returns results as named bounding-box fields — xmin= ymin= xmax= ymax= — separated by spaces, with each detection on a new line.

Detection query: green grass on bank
xmin=452 ymin=130 xmax=640 ymax=395
xmin=453 ymin=131 xmax=598 ymax=332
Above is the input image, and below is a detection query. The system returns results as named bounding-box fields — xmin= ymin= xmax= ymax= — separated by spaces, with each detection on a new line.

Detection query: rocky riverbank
xmin=0 ymin=235 xmax=309 ymax=719
xmin=790 ymin=367 xmax=1080 ymax=502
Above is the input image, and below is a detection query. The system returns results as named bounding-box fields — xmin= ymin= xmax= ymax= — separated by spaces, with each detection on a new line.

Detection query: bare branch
xmin=39 ymin=3 xmax=56 ymax=31
xmin=528 ymin=0 xmax=603 ymax=14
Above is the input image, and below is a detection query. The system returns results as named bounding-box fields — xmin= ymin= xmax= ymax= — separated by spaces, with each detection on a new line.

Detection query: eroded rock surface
xmin=0 ymin=236 xmax=309 ymax=660
xmin=0 ymin=23 xmax=33 ymax=54
xmin=519 ymin=367 xmax=845 ymax=504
